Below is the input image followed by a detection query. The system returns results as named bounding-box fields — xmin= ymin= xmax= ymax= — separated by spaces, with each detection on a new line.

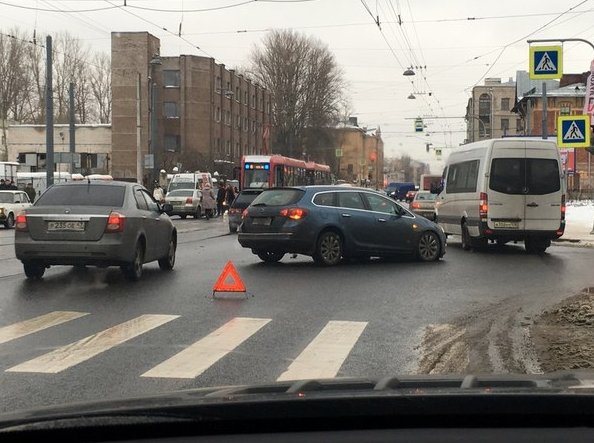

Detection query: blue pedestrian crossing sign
xmin=529 ymin=46 xmax=562 ymax=79
xmin=557 ymin=115 xmax=590 ymax=148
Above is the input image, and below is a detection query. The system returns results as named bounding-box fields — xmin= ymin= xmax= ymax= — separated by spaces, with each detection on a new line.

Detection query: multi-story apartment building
xmin=111 ymin=32 xmax=272 ymax=183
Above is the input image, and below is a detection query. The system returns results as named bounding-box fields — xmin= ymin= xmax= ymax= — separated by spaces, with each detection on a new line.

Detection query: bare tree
xmin=90 ymin=52 xmax=111 ymax=123
xmin=0 ymin=30 xmax=29 ymax=160
xmin=249 ymin=30 xmax=346 ymax=158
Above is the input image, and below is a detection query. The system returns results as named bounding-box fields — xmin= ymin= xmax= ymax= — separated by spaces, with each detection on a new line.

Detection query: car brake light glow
xmin=479 ymin=192 xmax=488 ymax=219
xmin=15 ymin=211 xmax=28 ymax=231
xmin=411 ymin=201 xmax=421 ymax=209
xmin=105 ymin=211 xmax=126 ymax=233
xmin=279 ymin=207 xmax=309 ymax=220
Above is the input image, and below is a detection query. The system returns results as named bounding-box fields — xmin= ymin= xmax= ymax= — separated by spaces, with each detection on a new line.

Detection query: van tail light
xmin=185 ymin=197 xmax=193 ymax=204
xmin=279 ymin=207 xmax=309 ymax=220
xmin=561 ymin=195 xmax=566 ymax=220
xmin=105 ymin=211 xmax=126 ymax=233
xmin=15 ymin=211 xmax=28 ymax=232
xmin=411 ymin=201 xmax=421 ymax=209
xmin=479 ymin=192 xmax=488 ymax=219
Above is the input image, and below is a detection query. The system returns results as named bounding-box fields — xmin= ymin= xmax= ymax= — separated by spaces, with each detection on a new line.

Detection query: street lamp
xmin=148 ymin=55 xmax=162 ymax=185
xmin=407 ymin=93 xmax=416 ymax=99
xmin=403 ymin=67 xmax=415 ymax=76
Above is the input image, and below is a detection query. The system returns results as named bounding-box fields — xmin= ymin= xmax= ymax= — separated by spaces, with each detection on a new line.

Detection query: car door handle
xmin=341 ymin=213 xmax=351 ymax=218
xmin=377 ymin=218 xmax=387 ymax=223
xmin=526 ymin=202 xmax=539 ymax=207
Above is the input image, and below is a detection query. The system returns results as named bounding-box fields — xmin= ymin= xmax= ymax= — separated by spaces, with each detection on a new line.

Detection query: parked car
xmin=0 ymin=190 xmax=32 ymax=228
xmin=164 ymin=189 xmax=202 ymax=219
xmin=238 ymin=186 xmax=446 ymax=265
xmin=435 ymin=137 xmax=565 ymax=253
xmin=14 ymin=181 xmax=177 ymax=281
xmin=228 ymin=189 xmax=263 ymax=233
xmin=409 ymin=191 xmax=437 ymax=221
xmin=405 ymin=190 xmax=417 ymax=203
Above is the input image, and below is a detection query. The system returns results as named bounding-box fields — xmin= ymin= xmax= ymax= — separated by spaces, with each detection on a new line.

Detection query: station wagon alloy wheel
xmin=417 ymin=231 xmax=440 ymax=262
xmin=315 ymin=231 xmax=342 ymax=266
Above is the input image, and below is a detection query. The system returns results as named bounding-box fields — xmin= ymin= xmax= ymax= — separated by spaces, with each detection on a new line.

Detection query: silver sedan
xmin=14 ymin=181 xmax=177 ymax=281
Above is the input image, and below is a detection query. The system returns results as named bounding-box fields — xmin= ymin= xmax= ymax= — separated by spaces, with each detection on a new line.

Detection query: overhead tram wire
xmin=40 ymin=0 xmax=111 ymax=37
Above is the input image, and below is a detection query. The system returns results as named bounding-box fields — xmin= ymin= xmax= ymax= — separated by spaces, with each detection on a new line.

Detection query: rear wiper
xmin=251 ymin=203 xmax=267 ymax=207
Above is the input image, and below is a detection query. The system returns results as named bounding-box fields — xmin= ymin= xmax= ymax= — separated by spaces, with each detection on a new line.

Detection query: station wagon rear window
xmin=251 ymin=189 xmax=304 ymax=206
xmin=35 ymin=185 xmax=126 ymax=207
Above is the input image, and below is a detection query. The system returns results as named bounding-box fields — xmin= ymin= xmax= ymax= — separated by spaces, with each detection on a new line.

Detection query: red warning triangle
xmin=213 ymin=261 xmax=246 ymax=293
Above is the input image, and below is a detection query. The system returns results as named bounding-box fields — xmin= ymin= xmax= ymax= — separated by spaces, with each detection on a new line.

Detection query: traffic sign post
xmin=557 ymin=115 xmax=591 ymax=148
xmin=529 ymin=46 xmax=562 ymax=79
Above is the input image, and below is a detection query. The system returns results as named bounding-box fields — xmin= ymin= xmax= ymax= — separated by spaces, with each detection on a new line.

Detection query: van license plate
xmin=493 ymin=221 xmax=519 ymax=229
xmin=47 ymin=221 xmax=85 ymax=231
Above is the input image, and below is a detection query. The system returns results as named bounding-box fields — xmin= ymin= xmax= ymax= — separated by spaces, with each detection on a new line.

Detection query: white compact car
xmin=0 ymin=190 xmax=32 ymax=228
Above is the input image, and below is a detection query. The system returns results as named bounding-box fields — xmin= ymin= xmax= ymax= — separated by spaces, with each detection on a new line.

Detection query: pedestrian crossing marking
xmin=534 ymin=52 xmax=556 ymax=72
xmin=141 ymin=317 xmax=271 ymax=379
xmin=277 ymin=321 xmax=367 ymax=381
xmin=563 ymin=121 xmax=585 ymax=140
xmin=0 ymin=311 xmax=89 ymax=345
xmin=6 ymin=314 xmax=179 ymax=374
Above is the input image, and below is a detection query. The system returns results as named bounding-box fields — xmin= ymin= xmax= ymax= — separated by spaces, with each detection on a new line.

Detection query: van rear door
xmin=487 ymin=140 xmax=527 ymax=231
xmin=522 ymin=143 xmax=562 ymax=231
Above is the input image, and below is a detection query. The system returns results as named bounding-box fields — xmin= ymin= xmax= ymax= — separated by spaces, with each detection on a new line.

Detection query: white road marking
xmin=277 ymin=320 xmax=367 ymax=381
xmin=6 ymin=314 xmax=178 ymax=374
xmin=142 ymin=317 xmax=271 ymax=379
xmin=0 ymin=311 xmax=89 ymax=345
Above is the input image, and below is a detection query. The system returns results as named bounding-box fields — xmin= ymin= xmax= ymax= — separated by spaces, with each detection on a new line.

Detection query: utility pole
xmin=46 ymin=35 xmax=54 ymax=186
xmin=136 ymin=73 xmax=142 ymax=185
xmin=69 ymin=82 xmax=76 ymax=173
xmin=542 ymin=82 xmax=548 ymax=139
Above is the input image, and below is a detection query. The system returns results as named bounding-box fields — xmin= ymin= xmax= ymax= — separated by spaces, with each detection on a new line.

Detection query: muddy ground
xmin=417 ymin=286 xmax=594 ymax=375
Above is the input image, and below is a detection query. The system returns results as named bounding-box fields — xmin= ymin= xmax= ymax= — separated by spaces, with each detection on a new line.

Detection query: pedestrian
xmin=201 ymin=183 xmax=216 ymax=219
xmin=152 ymin=181 xmax=165 ymax=202
xmin=225 ymin=184 xmax=236 ymax=208
xmin=24 ymin=183 xmax=36 ymax=203
xmin=0 ymin=179 xmax=6 ymax=190
xmin=8 ymin=180 xmax=17 ymax=190
xmin=216 ymin=182 xmax=226 ymax=217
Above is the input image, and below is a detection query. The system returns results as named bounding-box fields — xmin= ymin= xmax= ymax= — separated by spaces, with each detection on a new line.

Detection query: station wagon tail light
xmin=479 ymin=192 xmax=488 ymax=219
xmin=105 ymin=211 xmax=126 ymax=233
xmin=279 ymin=207 xmax=309 ymax=220
xmin=15 ymin=211 xmax=28 ymax=231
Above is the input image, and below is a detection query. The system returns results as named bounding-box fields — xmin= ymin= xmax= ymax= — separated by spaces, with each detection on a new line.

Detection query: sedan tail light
xmin=411 ymin=201 xmax=421 ymax=209
xmin=186 ymin=197 xmax=193 ymax=204
xmin=279 ymin=207 xmax=309 ymax=220
xmin=15 ymin=211 xmax=28 ymax=232
xmin=105 ymin=211 xmax=126 ymax=233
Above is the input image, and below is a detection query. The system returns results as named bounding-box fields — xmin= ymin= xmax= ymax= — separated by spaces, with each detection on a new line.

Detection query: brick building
xmin=111 ymin=32 xmax=273 ymax=183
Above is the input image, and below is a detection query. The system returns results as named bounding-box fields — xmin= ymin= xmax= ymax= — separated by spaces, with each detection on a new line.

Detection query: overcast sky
xmin=2 ymin=0 xmax=594 ymax=173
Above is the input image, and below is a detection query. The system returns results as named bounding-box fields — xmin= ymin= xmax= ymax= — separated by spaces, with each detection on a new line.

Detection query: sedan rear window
xmin=250 ymin=189 xmax=304 ymax=206
xmin=35 ymin=185 xmax=126 ymax=207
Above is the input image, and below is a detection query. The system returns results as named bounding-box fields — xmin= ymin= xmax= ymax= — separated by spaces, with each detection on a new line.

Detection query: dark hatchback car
xmin=14 ymin=181 xmax=177 ymax=281
xmin=228 ymin=189 xmax=263 ymax=233
xmin=238 ymin=186 xmax=446 ymax=265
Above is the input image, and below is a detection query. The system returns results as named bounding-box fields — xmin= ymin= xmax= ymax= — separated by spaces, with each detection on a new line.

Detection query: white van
xmin=167 ymin=172 xmax=213 ymax=194
xmin=435 ymin=138 xmax=565 ymax=254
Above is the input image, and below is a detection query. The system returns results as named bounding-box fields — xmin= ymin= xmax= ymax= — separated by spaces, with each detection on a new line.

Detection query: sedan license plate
xmin=47 ymin=221 xmax=86 ymax=232
xmin=493 ymin=221 xmax=519 ymax=229
xmin=252 ymin=217 xmax=272 ymax=226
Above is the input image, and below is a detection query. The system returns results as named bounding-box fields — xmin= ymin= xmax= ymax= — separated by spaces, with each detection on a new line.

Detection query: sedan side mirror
xmin=161 ymin=203 xmax=173 ymax=213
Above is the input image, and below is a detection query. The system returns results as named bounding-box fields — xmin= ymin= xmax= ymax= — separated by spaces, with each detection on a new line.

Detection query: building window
xmin=215 ymin=138 xmax=221 ymax=153
xmin=501 ymin=97 xmax=510 ymax=111
xmin=244 ymin=91 xmax=248 ymax=105
xmin=245 ymin=144 xmax=248 ymax=155
xmin=226 ymin=81 xmax=230 ymax=91
xmin=560 ymin=102 xmax=571 ymax=115
xmin=501 ymin=118 xmax=509 ymax=133
xmin=266 ymin=101 xmax=271 ymax=114
xmin=236 ymin=114 xmax=241 ymax=128
xmin=215 ymin=107 xmax=221 ymax=122
xmin=244 ymin=117 xmax=248 ymax=132
xmin=215 ymin=76 xmax=221 ymax=92
xmin=163 ymin=102 xmax=178 ymax=118
xmin=251 ymin=120 xmax=256 ymax=133
xmin=251 ymin=93 xmax=255 ymax=108
xmin=236 ymin=86 xmax=240 ymax=101
xmin=225 ymin=110 xmax=231 ymax=125
xmin=163 ymin=70 xmax=180 ymax=87
xmin=516 ymin=119 xmax=523 ymax=133
xmin=225 ymin=140 xmax=231 ymax=155
xmin=235 ymin=142 xmax=240 ymax=158
xmin=164 ymin=135 xmax=180 ymax=152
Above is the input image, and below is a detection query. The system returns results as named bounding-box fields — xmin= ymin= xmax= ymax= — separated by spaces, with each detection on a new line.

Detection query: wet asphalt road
xmin=0 ymin=216 xmax=593 ymax=414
